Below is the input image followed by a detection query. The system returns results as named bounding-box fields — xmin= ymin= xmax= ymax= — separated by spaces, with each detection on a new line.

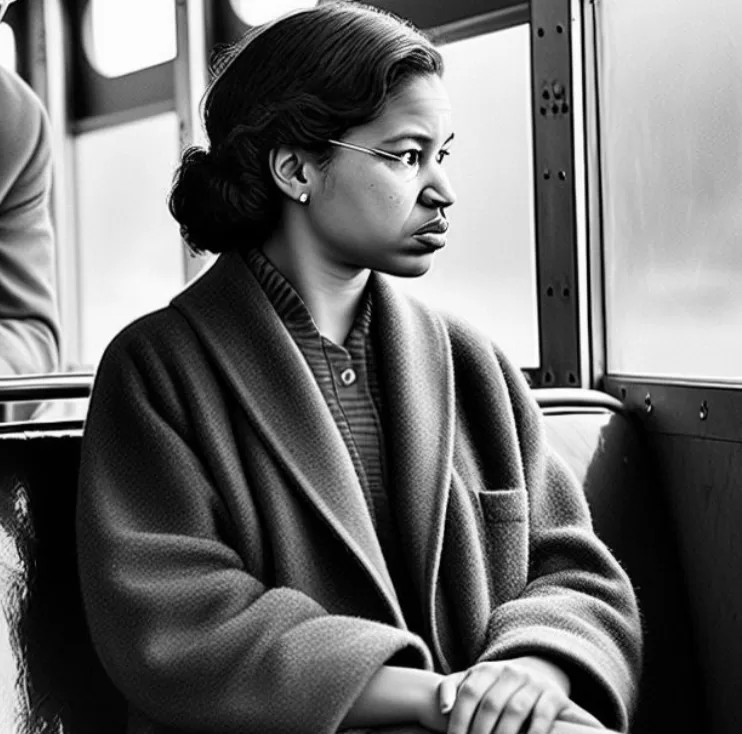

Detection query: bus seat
xmin=540 ymin=389 xmax=705 ymax=734
xmin=0 ymin=433 xmax=127 ymax=733
xmin=0 ymin=389 xmax=703 ymax=732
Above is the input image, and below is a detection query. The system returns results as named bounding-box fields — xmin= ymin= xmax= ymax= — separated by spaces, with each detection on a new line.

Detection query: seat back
xmin=540 ymin=389 xmax=705 ymax=733
xmin=0 ymin=433 xmax=127 ymax=733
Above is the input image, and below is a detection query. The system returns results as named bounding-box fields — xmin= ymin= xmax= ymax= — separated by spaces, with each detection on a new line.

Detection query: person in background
xmin=76 ymin=4 xmax=642 ymax=734
xmin=0 ymin=0 xmax=61 ymax=381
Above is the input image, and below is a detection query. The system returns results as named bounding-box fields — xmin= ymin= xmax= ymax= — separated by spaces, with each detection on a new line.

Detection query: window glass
xmin=392 ymin=25 xmax=539 ymax=368
xmin=600 ymin=0 xmax=742 ymax=381
xmin=230 ymin=0 xmax=319 ymax=26
xmin=74 ymin=113 xmax=184 ymax=368
xmin=0 ymin=22 xmax=15 ymax=72
xmin=84 ymin=0 xmax=176 ymax=78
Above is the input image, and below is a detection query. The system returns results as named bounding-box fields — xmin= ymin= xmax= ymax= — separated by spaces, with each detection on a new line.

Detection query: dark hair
xmin=168 ymin=2 xmax=443 ymax=254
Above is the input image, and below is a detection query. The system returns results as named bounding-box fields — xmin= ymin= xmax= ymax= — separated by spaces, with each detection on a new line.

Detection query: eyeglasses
xmin=327 ymin=139 xmax=421 ymax=181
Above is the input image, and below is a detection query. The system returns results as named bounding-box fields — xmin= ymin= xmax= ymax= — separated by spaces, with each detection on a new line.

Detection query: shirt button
xmin=339 ymin=367 xmax=357 ymax=386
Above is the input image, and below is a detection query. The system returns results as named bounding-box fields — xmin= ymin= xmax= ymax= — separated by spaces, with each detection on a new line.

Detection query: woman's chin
xmin=375 ymin=253 xmax=436 ymax=279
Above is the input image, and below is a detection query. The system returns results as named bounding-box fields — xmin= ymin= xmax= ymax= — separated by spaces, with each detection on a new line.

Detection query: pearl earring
xmin=298 ymin=192 xmax=309 ymax=205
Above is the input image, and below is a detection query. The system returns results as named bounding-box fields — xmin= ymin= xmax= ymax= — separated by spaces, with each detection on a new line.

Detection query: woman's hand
xmin=434 ymin=657 xmax=589 ymax=734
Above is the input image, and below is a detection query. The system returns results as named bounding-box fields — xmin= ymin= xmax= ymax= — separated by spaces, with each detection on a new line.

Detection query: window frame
xmin=68 ymin=0 xmax=176 ymax=133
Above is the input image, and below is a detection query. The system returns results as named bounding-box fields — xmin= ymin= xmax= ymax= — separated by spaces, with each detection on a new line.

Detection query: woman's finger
xmin=445 ymin=667 xmax=504 ymax=734
xmin=526 ymin=689 xmax=570 ymax=734
xmin=439 ymin=671 xmax=467 ymax=715
xmin=489 ymin=682 xmax=542 ymax=734
xmin=447 ymin=665 xmax=524 ymax=734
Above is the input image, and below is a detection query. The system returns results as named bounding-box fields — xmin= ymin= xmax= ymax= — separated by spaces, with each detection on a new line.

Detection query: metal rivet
xmin=551 ymin=103 xmax=560 ymax=115
xmin=561 ymin=102 xmax=570 ymax=114
xmin=542 ymin=89 xmax=551 ymax=100
xmin=699 ymin=400 xmax=709 ymax=421
xmin=558 ymin=170 xmax=567 ymax=181
xmin=644 ymin=394 xmax=652 ymax=413
xmin=544 ymin=370 xmax=555 ymax=385
xmin=543 ymin=169 xmax=551 ymax=180
xmin=568 ymin=372 xmax=578 ymax=385
xmin=546 ymin=285 xmax=555 ymax=297
xmin=540 ymin=106 xmax=548 ymax=116
xmin=557 ymin=24 xmax=565 ymax=33
xmin=562 ymin=286 xmax=570 ymax=298
xmin=537 ymin=27 xmax=545 ymax=37
xmin=552 ymin=82 xmax=564 ymax=99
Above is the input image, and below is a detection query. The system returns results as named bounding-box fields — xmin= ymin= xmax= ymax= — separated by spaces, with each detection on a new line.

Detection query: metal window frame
xmin=523 ymin=0 xmax=582 ymax=389
xmin=67 ymin=0 xmax=176 ymax=132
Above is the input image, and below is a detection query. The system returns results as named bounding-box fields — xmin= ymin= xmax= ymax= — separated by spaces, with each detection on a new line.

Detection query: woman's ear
xmin=268 ymin=146 xmax=312 ymax=202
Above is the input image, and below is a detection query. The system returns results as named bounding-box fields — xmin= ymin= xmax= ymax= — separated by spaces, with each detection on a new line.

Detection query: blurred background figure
xmin=0 ymin=0 xmax=61 ymax=381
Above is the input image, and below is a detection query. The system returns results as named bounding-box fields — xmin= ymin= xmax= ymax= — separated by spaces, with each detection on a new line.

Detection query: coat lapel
xmin=372 ymin=275 xmax=456 ymax=666
xmin=172 ymin=252 xmax=405 ymax=626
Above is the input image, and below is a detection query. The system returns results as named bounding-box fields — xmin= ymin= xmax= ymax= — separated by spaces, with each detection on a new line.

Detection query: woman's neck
xmin=261 ymin=231 xmax=369 ymax=346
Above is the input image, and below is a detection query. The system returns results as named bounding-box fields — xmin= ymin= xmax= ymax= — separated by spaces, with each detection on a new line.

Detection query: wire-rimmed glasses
xmin=327 ymin=139 xmax=421 ymax=181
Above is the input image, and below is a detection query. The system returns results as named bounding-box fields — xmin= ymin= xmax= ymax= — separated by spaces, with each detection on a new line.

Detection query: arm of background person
xmin=0 ymin=68 xmax=61 ymax=377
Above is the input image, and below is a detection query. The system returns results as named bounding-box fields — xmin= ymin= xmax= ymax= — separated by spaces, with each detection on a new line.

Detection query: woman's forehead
xmin=363 ymin=75 xmax=453 ymax=143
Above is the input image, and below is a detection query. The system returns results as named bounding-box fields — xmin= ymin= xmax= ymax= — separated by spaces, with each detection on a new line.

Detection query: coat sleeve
xmin=476 ymin=347 xmax=642 ymax=732
xmin=0 ymin=69 xmax=60 ymax=377
xmin=76 ymin=330 xmax=432 ymax=734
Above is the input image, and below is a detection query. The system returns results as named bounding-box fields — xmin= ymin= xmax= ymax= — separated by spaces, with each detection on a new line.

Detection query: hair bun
xmin=168 ymin=144 xmax=273 ymax=253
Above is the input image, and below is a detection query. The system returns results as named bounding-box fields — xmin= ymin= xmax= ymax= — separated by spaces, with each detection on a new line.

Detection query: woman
xmin=76 ymin=4 xmax=642 ymax=734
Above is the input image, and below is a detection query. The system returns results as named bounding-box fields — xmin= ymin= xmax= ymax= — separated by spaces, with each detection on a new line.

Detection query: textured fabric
xmin=242 ymin=247 xmax=423 ymax=637
xmin=241 ymin=247 xmax=387 ymax=525
xmin=76 ymin=250 xmax=643 ymax=734
xmin=0 ymin=67 xmax=60 ymax=377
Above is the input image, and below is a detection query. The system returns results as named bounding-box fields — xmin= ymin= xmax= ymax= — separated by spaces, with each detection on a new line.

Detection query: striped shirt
xmin=242 ymin=247 xmax=423 ymax=636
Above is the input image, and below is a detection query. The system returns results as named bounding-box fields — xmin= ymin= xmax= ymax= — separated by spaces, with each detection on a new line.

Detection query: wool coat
xmin=76 ymin=250 xmax=642 ymax=734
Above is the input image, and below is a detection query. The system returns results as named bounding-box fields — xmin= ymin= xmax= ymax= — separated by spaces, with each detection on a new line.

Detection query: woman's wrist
xmin=340 ymin=665 xmax=443 ymax=729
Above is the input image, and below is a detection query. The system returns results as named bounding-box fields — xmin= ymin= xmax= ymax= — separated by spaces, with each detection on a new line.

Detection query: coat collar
xmin=172 ymin=250 xmax=455 ymax=635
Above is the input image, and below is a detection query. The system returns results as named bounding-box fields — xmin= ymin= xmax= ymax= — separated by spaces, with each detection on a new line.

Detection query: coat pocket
xmin=477 ymin=489 xmax=529 ymax=604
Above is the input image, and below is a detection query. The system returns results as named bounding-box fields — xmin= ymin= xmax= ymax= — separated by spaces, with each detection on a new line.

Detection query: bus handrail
xmin=0 ymin=372 xmax=94 ymax=401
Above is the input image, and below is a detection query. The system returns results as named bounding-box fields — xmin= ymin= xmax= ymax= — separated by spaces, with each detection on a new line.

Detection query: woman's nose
xmin=420 ymin=172 xmax=456 ymax=211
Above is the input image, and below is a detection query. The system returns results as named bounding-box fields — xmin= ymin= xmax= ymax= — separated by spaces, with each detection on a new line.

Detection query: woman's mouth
xmin=412 ymin=231 xmax=447 ymax=250
xmin=412 ymin=218 xmax=449 ymax=249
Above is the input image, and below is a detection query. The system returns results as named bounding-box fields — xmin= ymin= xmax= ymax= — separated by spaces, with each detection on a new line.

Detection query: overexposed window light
xmin=84 ymin=0 xmax=177 ymax=78
xmin=0 ymin=23 xmax=16 ymax=72
xmin=230 ymin=0 xmax=319 ymax=27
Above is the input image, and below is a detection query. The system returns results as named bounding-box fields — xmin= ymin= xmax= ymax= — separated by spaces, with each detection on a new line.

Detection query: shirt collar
xmin=242 ymin=246 xmax=373 ymax=347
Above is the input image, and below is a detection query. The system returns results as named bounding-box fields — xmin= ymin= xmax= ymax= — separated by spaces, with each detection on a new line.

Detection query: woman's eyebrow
xmin=380 ymin=132 xmax=455 ymax=147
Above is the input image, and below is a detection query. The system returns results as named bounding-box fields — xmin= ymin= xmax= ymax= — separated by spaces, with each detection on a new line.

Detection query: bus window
xmin=230 ymin=0 xmax=319 ymax=26
xmin=74 ymin=113 xmax=183 ymax=370
xmin=600 ymin=0 xmax=742 ymax=381
xmin=392 ymin=25 xmax=539 ymax=368
xmin=83 ymin=0 xmax=176 ymax=78
xmin=0 ymin=22 xmax=15 ymax=72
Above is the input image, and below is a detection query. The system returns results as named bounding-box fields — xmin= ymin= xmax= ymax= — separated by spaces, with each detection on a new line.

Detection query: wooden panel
xmin=651 ymin=435 xmax=742 ymax=734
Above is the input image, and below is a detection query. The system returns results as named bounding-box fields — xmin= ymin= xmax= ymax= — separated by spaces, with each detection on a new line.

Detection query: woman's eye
xmin=398 ymin=149 xmax=422 ymax=167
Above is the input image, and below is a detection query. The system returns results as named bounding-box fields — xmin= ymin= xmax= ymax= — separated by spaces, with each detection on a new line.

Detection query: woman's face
xmin=306 ymin=73 xmax=456 ymax=278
